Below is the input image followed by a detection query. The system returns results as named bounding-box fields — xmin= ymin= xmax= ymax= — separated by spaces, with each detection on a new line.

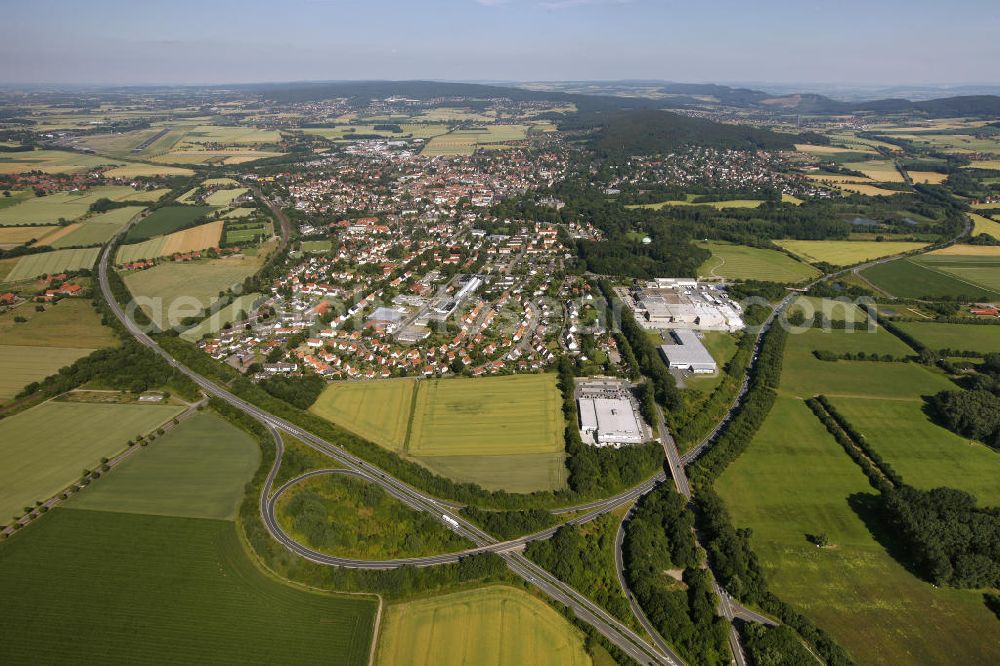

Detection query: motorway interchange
xmin=97 ymin=205 xmax=970 ymax=666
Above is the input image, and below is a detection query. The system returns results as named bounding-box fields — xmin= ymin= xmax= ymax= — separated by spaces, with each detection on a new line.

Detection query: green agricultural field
xmin=124 ymin=205 xmax=214 ymax=242
xmin=829 ymin=397 xmax=1000 ymax=505
xmin=0 ymin=298 xmax=116 ymax=348
xmin=0 ymin=186 xmax=136 ymax=226
xmin=970 ymin=214 xmax=1000 ymax=240
xmin=775 ymin=240 xmax=927 ymax=266
xmin=68 ymin=412 xmax=260 ymax=520
xmin=204 ymin=187 xmax=249 ymax=207
xmin=0 ymin=509 xmax=377 ymax=665
xmin=51 ymin=205 xmax=145 ymax=248
xmin=0 ymin=401 xmax=183 ymax=521
xmin=861 ymin=258 xmax=1000 ymax=300
xmin=697 ymin=241 xmax=820 ymax=282
xmin=684 ymin=331 xmax=739 ymax=392
xmin=422 ymin=133 xmax=480 ymax=156
xmin=0 ymin=149 xmax=125 ymax=175
xmin=894 ymin=321 xmax=1000 ymax=353
xmin=5 ymin=247 xmax=100 ymax=281
xmin=276 ymin=473 xmax=469 ymax=560
xmin=180 ymin=125 xmax=282 ymax=145
xmin=408 ymin=374 xmax=563 ymax=457
xmin=123 ymin=253 xmax=265 ymax=329
xmin=628 ymin=198 xmax=764 ymax=210
xmin=717 ymin=396 xmax=999 ymax=665
xmin=128 ymin=188 xmax=171 ymax=202
xmin=0 ymin=345 xmax=92 ymax=402
xmin=414 ymin=452 xmax=569 ymax=494
xmin=179 ymin=293 xmax=265 ymax=342
xmin=102 ymin=163 xmax=195 ymax=178
xmin=115 ymin=236 xmax=165 ymax=264
xmin=310 ymin=379 xmax=417 ymax=450
xmin=376 ymin=585 xmax=591 ymax=666
xmin=916 ymin=252 xmax=1000 ymax=292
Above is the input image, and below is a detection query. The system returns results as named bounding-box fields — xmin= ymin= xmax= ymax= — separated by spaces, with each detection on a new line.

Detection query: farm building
xmin=659 ymin=329 xmax=717 ymax=374
xmin=578 ymin=397 xmax=645 ymax=446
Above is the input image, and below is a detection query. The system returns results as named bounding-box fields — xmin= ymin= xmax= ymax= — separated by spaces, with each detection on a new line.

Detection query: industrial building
xmin=631 ymin=278 xmax=744 ymax=332
xmin=659 ymin=329 xmax=718 ymax=374
xmin=578 ymin=396 xmax=646 ymax=447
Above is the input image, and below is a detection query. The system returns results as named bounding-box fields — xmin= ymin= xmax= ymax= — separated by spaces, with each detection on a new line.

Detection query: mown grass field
xmin=275 ymin=473 xmax=469 ymax=560
xmin=0 ymin=401 xmax=183 ymax=522
xmin=0 ymin=298 xmax=116 ymax=348
xmin=68 ymin=412 xmax=260 ymax=521
xmin=302 ymin=240 xmax=333 ymax=252
xmin=627 ymin=197 xmax=764 ymax=210
xmin=103 ymin=163 xmax=194 ymax=178
xmin=829 ymin=397 xmax=1000 ymax=506
xmin=774 ymin=240 xmax=927 ymax=266
xmin=375 ymin=586 xmax=591 ymax=666
xmin=0 ymin=224 xmax=58 ymax=247
xmin=123 ymin=253 xmax=266 ymax=329
xmin=0 ymin=509 xmax=376 ymax=665
xmin=861 ymin=257 xmax=1000 ymax=300
xmin=50 ymin=205 xmax=145 ymax=248
xmin=696 ymin=241 xmax=820 ymax=282
xmin=124 ymin=205 xmax=215 ymax=242
xmin=717 ymin=396 xmax=1000 ymax=666
xmin=0 ymin=345 xmax=91 ymax=402
xmin=916 ymin=252 xmax=1000 ymax=292
xmin=204 ymin=187 xmax=249 ymax=207
xmin=969 ymin=213 xmax=1000 ymax=240
xmin=907 ymin=170 xmax=948 ymax=184
xmin=415 ymin=452 xmax=569 ymax=494
xmin=0 ymin=186 xmax=136 ymax=226
xmin=0 ymin=149 xmax=125 ymax=175
xmin=179 ymin=292 xmax=265 ymax=342
xmin=310 ymin=379 xmax=417 ymax=450
xmin=5 ymin=247 xmax=100 ymax=281
xmin=894 ymin=321 xmax=1000 ymax=354
xmin=118 ymin=220 xmax=226 ymax=263
xmin=408 ymin=374 xmax=563 ymax=457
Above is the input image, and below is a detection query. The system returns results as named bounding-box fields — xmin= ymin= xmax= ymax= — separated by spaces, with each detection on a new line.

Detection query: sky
xmin=2 ymin=0 xmax=999 ymax=86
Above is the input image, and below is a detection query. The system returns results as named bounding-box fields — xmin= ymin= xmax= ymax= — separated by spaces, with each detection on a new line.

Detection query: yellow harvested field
xmin=966 ymin=160 xmax=1000 ymax=170
xmin=845 ymin=160 xmax=905 ymax=183
xmin=128 ymin=188 xmax=171 ymax=202
xmin=103 ymin=164 xmax=194 ymax=177
xmin=34 ymin=224 xmax=81 ymax=246
xmin=907 ymin=171 xmax=948 ymax=184
xmin=159 ymin=220 xmax=224 ymax=256
xmin=835 ymin=183 xmax=903 ymax=196
xmin=805 ymin=173 xmax=874 ymax=184
xmin=795 ymin=144 xmax=874 ymax=155
xmin=775 ymin=240 xmax=929 ymax=266
xmin=927 ymin=244 xmax=1000 ymax=256
xmin=970 ymin=213 xmax=1000 ymax=240
xmin=0 ymin=225 xmax=60 ymax=246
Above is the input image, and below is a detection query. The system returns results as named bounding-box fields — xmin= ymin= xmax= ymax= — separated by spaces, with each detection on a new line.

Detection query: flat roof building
xmin=660 ymin=329 xmax=718 ymax=374
xmin=578 ymin=396 xmax=645 ymax=446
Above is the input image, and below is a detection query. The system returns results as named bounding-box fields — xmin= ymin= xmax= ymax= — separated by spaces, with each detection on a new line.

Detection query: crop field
xmin=628 ymin=199 xmax=765 ymax=210
xmin=50 ymin=205 xmax=144 ymax=248
xmin=223 ymin=207 xmax=256 ymax=219
xmin=179 ymin=293 xmax=264 ymax=342
xmin=150 ymin=149 xmax=285 ymax=165
xmin=717 ymin=396 xmax=999 ymax=665
xmin=774 ymin=240 xmax=927 ymax=266
xmin=966 ymin=160 xmax=1000 ymax=170
xmin=0 ymin=345 xmax=92 ymax=402
xmin=861 ymin=257 xmax=1000 ymax=300
xmin=68 ymin=412 xmax=260 ymax=520
xmin=422 ymin=133 xmax=480 ymax=156
xmin=0 ymin=225 xmax=58 ymax=247
xmin=0 ymin=298 xmax=117 ymax=348
xmin=311 ymin=379 xmax=417 ymax=450
xmin=970 ymin=213 xmax=1000 ymax=240
xmin=0 ymin=509 xmax=377 ymax=665
xmin=0 ymin=186 xmax=136 ymax=226
xmin=122 ymin=254 xmax=265 ymax=328
xmin=894 ymin=321 xmax=1000 ymax=354
xmin=128 ymin=188 xmax=171 ymax=202
xmin=916 ymin=252 xmax=1000 ymax=292
xmin=842 ymin=160 xmax=905 ymax=183
xmin=122 ymin=221 xmax=234 ymax=277
xmin=124 ymin=205 xmax=215 ymax=242
xmin=829 ymin=397 xmax=1000 ymax=505
xmin=0 ymin=401 xmax=183 ymax=521
xmin=907 ymin=170 xmax=948 ymax=184
xmin=204 ymin=187 xmax=249 ymax=207
xmin=415 ymin=452 xmax=569 ymax=494
xmin=5 ymin=247 xmax=100 ymax=281
xmin=102 ymin=163 xmax=194 ymax=177
xmin=180 ymin=125 xmax=282 ymax=145
xmin=375 ymin=586 xmax=591 ymax=666
xmin=0 ymin=149 xmax=125 ymax=175
xmin=408 ymin=374 xmax=563 ymax=457
xmin=833 ymin=182 xmax=904 ymax=196
xmin=696 ymin=241 xmax=820 ymax=282
xmin=795 ymin=143 xmax=877 ymax=155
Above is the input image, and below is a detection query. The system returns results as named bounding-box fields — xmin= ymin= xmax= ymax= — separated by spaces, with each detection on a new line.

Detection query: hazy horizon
xmin=2 ymin=0 xmax=998 ymax=86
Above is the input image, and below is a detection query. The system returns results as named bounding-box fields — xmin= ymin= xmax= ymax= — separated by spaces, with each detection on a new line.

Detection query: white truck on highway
xmin=442 ymin=515 xmax=459 ymax=528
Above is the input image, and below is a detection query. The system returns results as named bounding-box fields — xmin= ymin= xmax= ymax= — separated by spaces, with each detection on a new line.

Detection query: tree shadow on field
xmin=846 ymin=491 xmax=926 ymax=582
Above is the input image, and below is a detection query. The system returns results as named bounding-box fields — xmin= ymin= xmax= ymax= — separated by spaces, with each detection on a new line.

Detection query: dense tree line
xmin=622 ymin=484 xmax=729 ymax=665
xmin=813 ymin=350 xmax=909 ymax=363
xmin=740 ymin=623 xmax=817 ymax=666
xmin=460 ymin=506 xmax=558 ymax=540
xmin=927 ymin=390 xmax=1000 ymax=448
xmin=259 ymin=374 xmax=326 ymax=410
xmin=808 ymin=396 xmax=902 ymax=489
xmin=881 ymin=486 xmax=1000 ymax=589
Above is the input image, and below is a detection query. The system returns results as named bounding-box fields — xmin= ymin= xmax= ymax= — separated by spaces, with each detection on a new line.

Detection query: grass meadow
xmin=717 ymin=396 xmax=1000 ymax=665
xmin=375 ymin=586 xmax=591 ymax=666
xmin=179 ymin=292 xmax=265 ymax=342
xmin=68 ymin=412 xmax=260 ymax=521
xmin=0 ymin=401 xmax=184 ymax=522
xmin=0 ymin=509 xmax=376 ymax=665
xmin=5 ymin=247 xmax=101 ymax=281
xmin=829 ymin=397 xmax=1000 ymax=506
xmin=50 ymin=205 xmax=145 ymax=248
xmin=124 ymin=205 xmax=215 ymax=242
xmin=774 ymin=240 xmax=927 ymax=266
xmin=0 ymin=346 xmax=92 ymax=402
xmin=894 ymin=321 xmax=1000 ymax=354
xmin=0 ymin=186 xmax=136 ymax=226
xmin=0 ymin=298 xmax=116 ymax=348
xmin=861 ymin=257 xmax=1000 ymax=300
xmin=696 ymin=241 xmax=820 ymax=282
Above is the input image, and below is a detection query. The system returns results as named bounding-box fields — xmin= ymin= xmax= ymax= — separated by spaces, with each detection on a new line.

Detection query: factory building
xmin=659 ymin=329 xmax=718 ymax=374
xmin=578 ymin=397 xmax=646 ymax=446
